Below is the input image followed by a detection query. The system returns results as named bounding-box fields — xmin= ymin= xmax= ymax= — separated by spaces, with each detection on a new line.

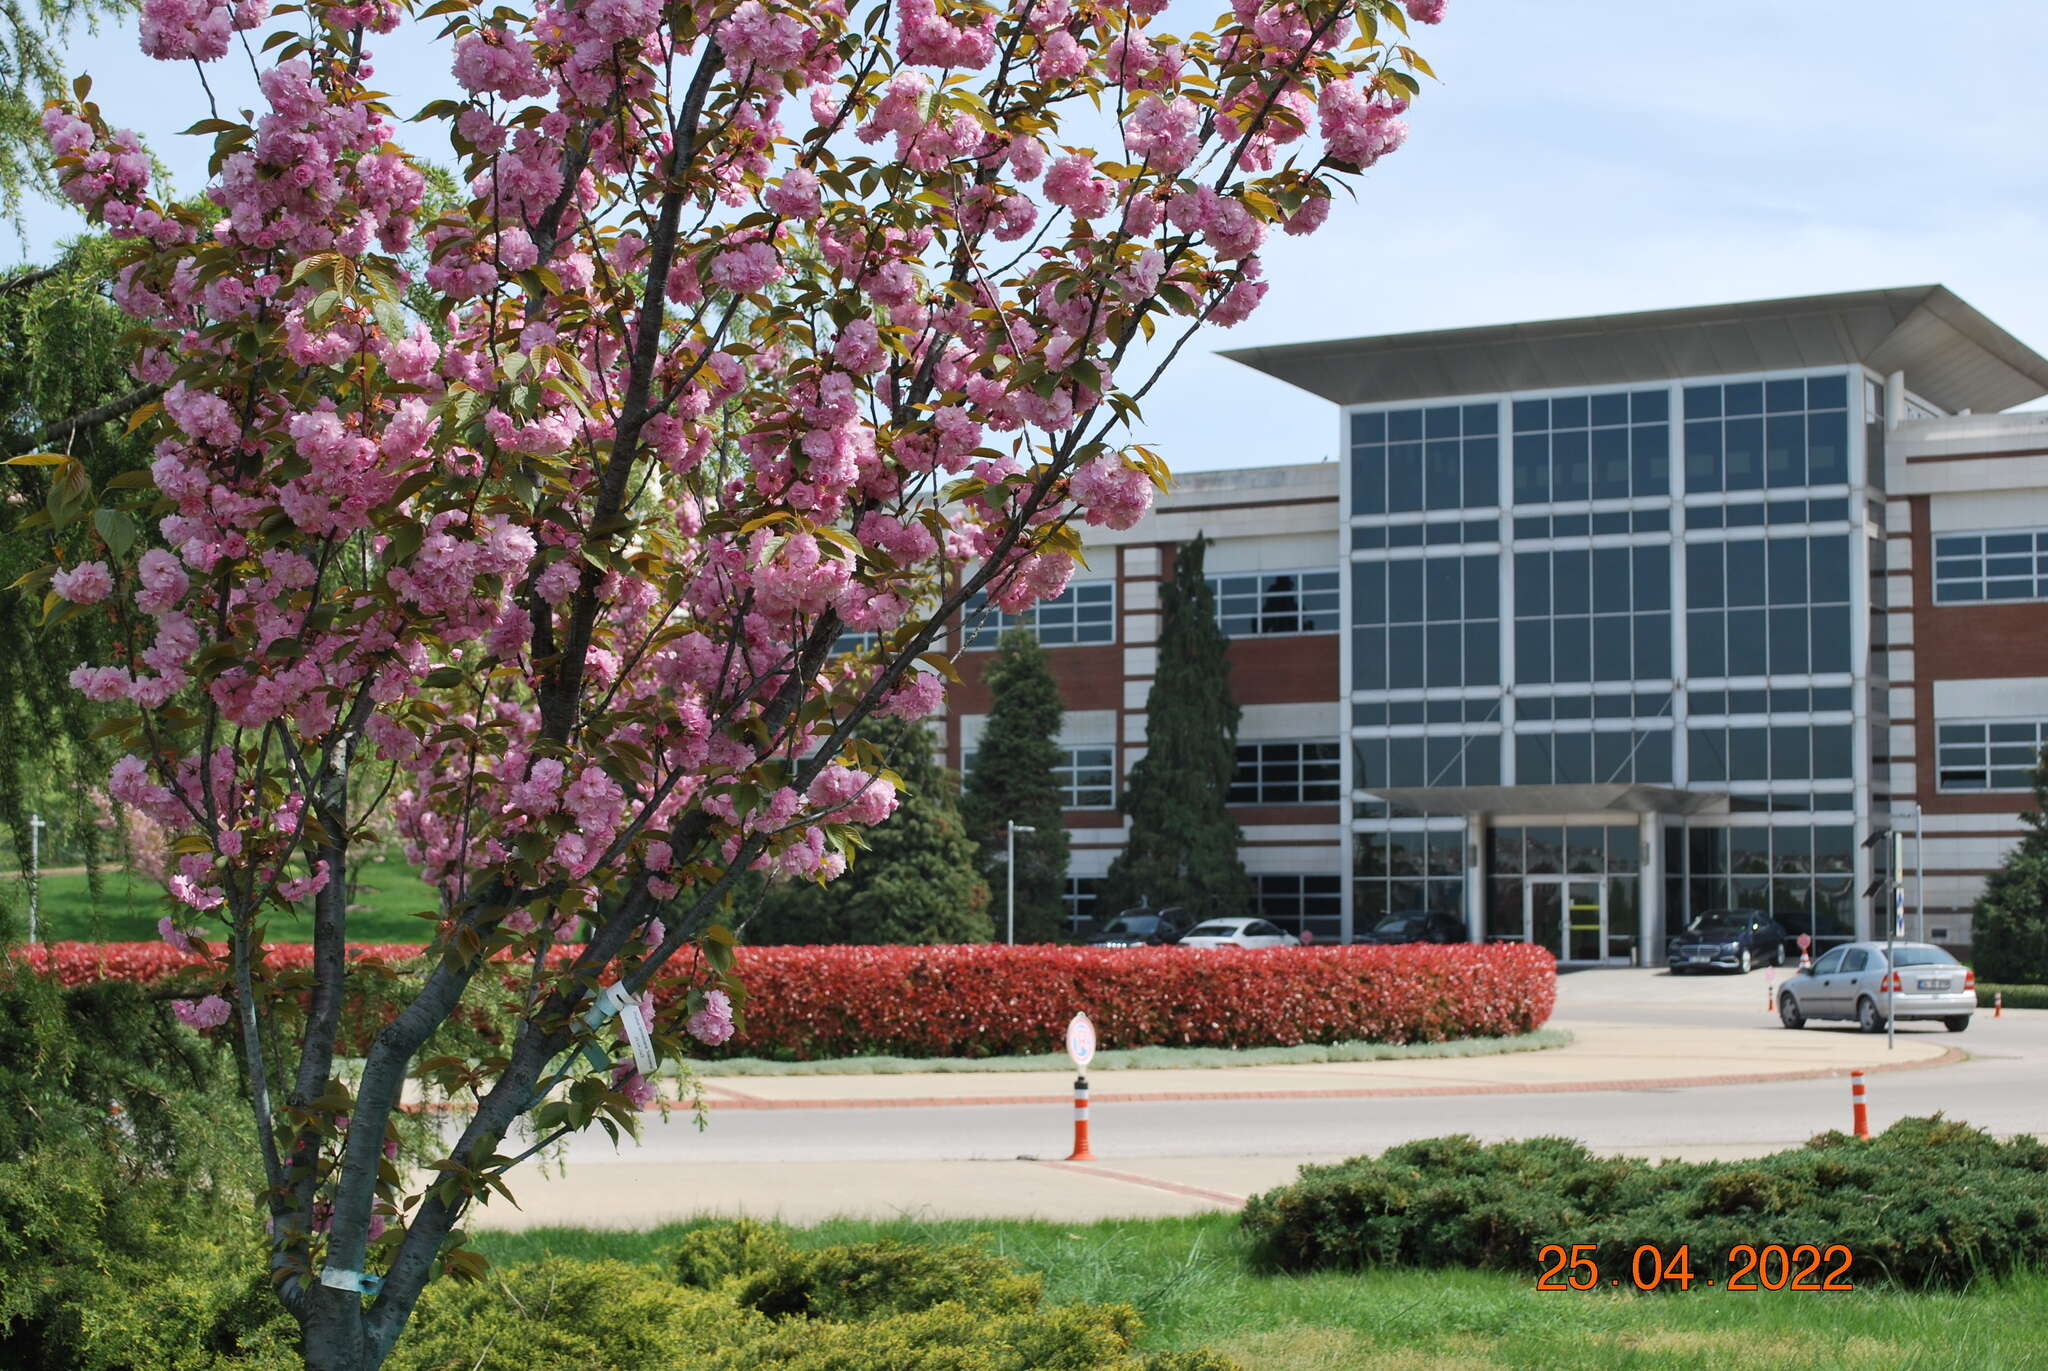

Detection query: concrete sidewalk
xmin=684 ymin=1021 xmax=1954 ymax=1109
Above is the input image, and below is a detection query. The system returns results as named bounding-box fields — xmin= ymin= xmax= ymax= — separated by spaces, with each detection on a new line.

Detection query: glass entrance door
xmin=1524 ymin=877 xmax=1607 ymax=963
xmin=1565 ymin=880 xmax=1605 ymax=963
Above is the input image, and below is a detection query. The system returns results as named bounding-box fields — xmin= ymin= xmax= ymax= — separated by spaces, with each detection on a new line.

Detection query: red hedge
xmin=20 ymin=941 xmax=1556 ymax=1058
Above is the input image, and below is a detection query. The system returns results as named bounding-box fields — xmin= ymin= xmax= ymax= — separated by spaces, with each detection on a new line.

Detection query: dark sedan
xmin=1667 ymin=910 xmax=1788 ymax=974
xmin=1356 ymin=911 xmax=1468 ymax=945
xmin=1084 ymin=908 xmax=1192 ymax=948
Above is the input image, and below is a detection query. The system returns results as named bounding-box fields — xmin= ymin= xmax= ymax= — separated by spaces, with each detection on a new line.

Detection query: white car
xmin=1776 ymin=941 xmax=1977 ymax=1033
xmin=1177 ymin=918 xmax=1301 ymax=949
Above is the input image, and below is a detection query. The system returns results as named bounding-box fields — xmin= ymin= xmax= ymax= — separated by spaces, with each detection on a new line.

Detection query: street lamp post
xmin=26 ymin=813 xmax=47 ymax=945
xmin=1006 ymin=821 xmax=1036 ymax=945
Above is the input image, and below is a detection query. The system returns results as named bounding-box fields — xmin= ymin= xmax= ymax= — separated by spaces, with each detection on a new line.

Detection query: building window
xmin=1252 ymin=874 xmax=1342 ymax=940
xmin=1055 ymin=746 xmax=1118 ymax=808
xmin=1231 ymin=740 xmax=1341 ymax=805
xmin=1210 ymin=569 xmax=1340 ymax=636
xmin=1936 ymin=720 xmax=2048 ymax=792
xmin=1062 ymin=877 xmax=1103 ymax=932
xmin=1510 ymin=387 xmax=1670 ymax=506
xmin=1354 ymin=731 xmax=1501 ymax=791
xmin=961 ymin=745 xmax=1116 ymax=808
xmin=1513 ymin=544 xmax=1671 ymax=684
xmin=963 ymin=581 xmax=1115 ymax=648
xmin=1686 ymin=723 xmax=1855 ymax=785
xmin=1514 ymin=726 xmax=1673 ymax=784
xmin=1351 ymin=552 xmax=1500 ymax=690
xmin=1683 ymin=532 xmax=1853 ymax=678
xmin=1353 ymin=826 xmax=1465 ymax=925
xmin=1350 ymin=403 xmax=1500 ymax=515
xmin=1682 ymin=824 xmax=1855 ymax=943
xmin=1682 ymin=374 xmax=1849 ymax=494
xmin=1933 ymin=528 xmax=2048 ymax=604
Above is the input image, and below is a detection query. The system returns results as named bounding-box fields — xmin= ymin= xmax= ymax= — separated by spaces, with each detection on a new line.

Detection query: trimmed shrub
xmin=29 ymin=940 xmax=1557 ymax=1059
xmin=390 ymin=1258 xmax=763 ymax=1371
xmin=728 ymin=1240 xmax=1043 ymax=1321
xmin=383 ymin=1239 xmax=1232 ymax=1371
xmin=1241 ymin=1117 xmax=2048 ymax=1290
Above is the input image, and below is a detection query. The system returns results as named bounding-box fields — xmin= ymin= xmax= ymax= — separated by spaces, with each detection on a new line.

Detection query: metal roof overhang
xmin=1363 ymin=784 xmax=1730 ymax=817
xmin=1221 ymin=286 xmax=2048 ymax=416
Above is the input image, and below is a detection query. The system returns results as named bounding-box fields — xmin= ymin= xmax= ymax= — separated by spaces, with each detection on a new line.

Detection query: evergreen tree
xmin=749 ymin=720 xmax=992 ymax=944
xmin=1971 ymin=747 xmax=2048 ymax=984
xmin=1100 ymin=536 xmax=1252 ymax=922
xmin=959 ymin=630 xmax=1070 ymax=941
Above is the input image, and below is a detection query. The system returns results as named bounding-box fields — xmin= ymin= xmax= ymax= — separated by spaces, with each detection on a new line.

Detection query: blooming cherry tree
xmin=20 ymin=0 xmax=1440 ymax=1362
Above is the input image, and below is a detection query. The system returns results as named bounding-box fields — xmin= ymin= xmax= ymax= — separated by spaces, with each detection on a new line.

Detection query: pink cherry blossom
xmin=52 ymin=561 xmax=114 ymax=604
xmin=686 ymin=989 xmax=736 ymax=1046
xmin=173 ymin=994 xmax=233 ymax=1030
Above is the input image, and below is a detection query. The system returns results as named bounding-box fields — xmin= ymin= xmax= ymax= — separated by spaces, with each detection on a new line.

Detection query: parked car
xmin=1357 ymin=911 xmax=1468 ymax=945
xmin=1084 ymin=907 xmax=1191 ymax=947
xmin=1666 ymin=910 xmax=1788 ymax=974
xmin=1777 ymin=941 xmax=1976 ymax=1033
xmin=1177 ymin=917 xmax=1300 ymax=949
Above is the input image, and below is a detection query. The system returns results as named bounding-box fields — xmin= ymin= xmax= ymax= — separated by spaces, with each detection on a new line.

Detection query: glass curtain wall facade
xmin=1342 ymin=368 xmax=1878 ymax=960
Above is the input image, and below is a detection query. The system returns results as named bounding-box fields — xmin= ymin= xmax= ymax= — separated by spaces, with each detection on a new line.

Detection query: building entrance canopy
xmin=1365 ymin=784 xmax=1729 ymax=817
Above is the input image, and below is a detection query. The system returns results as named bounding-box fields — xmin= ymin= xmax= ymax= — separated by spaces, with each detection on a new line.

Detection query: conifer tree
xmin=749 ymin=721 xmax=992 ymax=944
xmin=1101 ymin=536 xmax=1252 ymax=922
xmin=1972 ymin=747 xmax=2048 ymax=984
xmin=959 ymin=630 xmax=1070 ymax=941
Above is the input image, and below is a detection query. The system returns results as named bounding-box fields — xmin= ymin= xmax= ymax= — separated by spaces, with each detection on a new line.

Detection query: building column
xmin=1640 ymin=813 xmax=1664 ymax=967
xmin=1465 ymin=812 xmax=1488 ymax=943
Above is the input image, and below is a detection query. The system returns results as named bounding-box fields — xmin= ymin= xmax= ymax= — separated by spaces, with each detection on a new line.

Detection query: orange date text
xmin=1535 ymin=1243 xmax=1855 ymax=1291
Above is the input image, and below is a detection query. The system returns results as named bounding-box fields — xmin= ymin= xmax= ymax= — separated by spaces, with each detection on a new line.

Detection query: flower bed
xmin=18 ymin=941 xmax=1556 ymax=1058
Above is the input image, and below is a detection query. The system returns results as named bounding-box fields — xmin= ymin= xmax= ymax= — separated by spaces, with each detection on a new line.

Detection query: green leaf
xmin=93 ymin=508 xmax=136 ymax=558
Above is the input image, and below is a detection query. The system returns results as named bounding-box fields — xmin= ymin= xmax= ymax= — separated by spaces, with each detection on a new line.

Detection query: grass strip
xmin=679 ymin=1028 xmax=1571 ymax=1077
xmin=474 ymin=1212 xmax=2048 ymax=1371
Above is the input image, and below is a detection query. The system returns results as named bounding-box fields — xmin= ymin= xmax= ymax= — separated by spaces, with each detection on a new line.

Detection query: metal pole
xmin=1886 ymin=830 xmax=1898 ymax=1053
xmin=27 ymin=812 xmax=44 ymax=945
xmin=1914 ymin=803 xmax=1924 ymax=945
xmin=1005 ymin=821 xmax=1036 ymax=945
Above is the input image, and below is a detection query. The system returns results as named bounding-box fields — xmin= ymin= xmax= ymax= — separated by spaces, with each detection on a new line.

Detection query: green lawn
xmin=2 ymin=861 xmax=443 ymax=944
xmin=475 ymin=1213 xmax=2048 ymax=1371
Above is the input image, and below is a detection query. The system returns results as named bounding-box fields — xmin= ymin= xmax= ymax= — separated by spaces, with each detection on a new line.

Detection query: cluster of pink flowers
xmin=686 ymin=989 xmax=736 ymax=1046
xmin=173 ymin=993 xmax=233 ymax=1031
xmin=139 ymin=0 xmax=266 ymax=62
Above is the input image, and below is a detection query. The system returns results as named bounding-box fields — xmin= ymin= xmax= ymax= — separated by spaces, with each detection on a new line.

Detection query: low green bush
xmin=1241 ymin=1116 xmax=2048 ymax=1290
xmin=381 ymin=1234 xmax=1231 ymax=1371
xmin=727 ymin=1239 xmax=1043 ymax=1321
xmin=1980 ymin=982 xmax=2048 ymax=1011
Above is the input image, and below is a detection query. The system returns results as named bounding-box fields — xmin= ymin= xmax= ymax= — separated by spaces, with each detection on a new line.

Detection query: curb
xmin=682 ymin=1045 xmax=1968 ymax=1111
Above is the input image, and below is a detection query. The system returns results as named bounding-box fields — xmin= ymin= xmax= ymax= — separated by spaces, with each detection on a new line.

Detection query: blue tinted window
xmin=1682 ymin=374 xmax=1851 ymax=494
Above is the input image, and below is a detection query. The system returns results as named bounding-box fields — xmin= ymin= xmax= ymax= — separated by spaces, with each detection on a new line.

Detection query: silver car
xmin=1776 ymin=941 xmax=1977 ymax=1034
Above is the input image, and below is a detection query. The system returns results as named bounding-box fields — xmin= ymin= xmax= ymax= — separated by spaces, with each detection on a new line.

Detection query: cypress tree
xmin=1971 ymin=747 xmax=2048 ymax=984
xmin=750 ymin=720 xmax=993 ymax=944
xmin=959 ymin=630 xmax=1070 ymax=941
xmin=1100 ymin=535 xmax=1252 ymax=922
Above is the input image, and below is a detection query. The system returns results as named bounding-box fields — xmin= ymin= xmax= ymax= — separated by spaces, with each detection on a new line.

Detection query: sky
xmin=11 ymin=0 xmax=2048 ymax=473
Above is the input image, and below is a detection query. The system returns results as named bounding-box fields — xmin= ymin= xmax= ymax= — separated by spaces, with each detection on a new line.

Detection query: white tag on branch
xmin=619 ymin=998 xmax=656 ymax=1076
xmin=594 ymin=982 xmax=657 ymax=1076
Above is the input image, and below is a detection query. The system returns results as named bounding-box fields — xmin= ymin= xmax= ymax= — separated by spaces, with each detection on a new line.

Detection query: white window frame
xmin=1208 ymin=568 xmax=1341 ymax=637
xmin=1935 ymin=718 xmax=2048 ymax=793
xmin=962 ymin=580 xmax=1117 ymax=649
xmin=1932 ymin=527 xmax=2048 ymax=606
xmin=1231 ymin=739 xmax=1343 ymax=805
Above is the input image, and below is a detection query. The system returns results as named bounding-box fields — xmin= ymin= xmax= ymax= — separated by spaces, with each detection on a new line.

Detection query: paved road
xmin=473 ymin=967 xmax=2048 ymax=1228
